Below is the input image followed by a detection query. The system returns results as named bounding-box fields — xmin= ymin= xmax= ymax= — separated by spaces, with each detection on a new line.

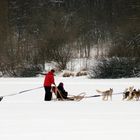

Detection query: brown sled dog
xmin=130 ymin=89 xmax=140 ymax=101
xmin=123 ymin=86 xmax=140 ymax=101
xmin=96 ymin=88 xmax=113 ymax=101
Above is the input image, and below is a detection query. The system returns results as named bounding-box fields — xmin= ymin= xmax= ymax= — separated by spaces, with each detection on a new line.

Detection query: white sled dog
xmin=122 ymin=86 xmax=134 ymax=100
xmin=96 ymin=88 xmax=113 ymax=101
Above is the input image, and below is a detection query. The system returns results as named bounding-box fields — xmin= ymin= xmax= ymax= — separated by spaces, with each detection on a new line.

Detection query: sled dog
xmin=122 ymin=86 xmax=134 ymax=100
xmin=130 ymin=89 xmax=140 ymax=101
xmin=133 ymin=89 xmax=140 ymax=101
xmin=96 ymin=88 xmax=113 ymax=101
xmin=123 ymin=86 xmax=140 ymax=101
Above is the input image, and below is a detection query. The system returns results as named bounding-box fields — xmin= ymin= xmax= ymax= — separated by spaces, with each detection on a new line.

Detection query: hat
xmin=51 ymin=69 xmax=55 ymax=73
xmin=59 ymin=82 xmax=64 ymax=87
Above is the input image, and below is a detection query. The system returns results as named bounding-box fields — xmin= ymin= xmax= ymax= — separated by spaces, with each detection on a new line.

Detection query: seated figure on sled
xmin=52 ymin=82 xmax=74 ymax=100
xmin=52 ymin=82 xmax=85 ymax=101
xmin=57 ymin=82 xmax=68 ymax=99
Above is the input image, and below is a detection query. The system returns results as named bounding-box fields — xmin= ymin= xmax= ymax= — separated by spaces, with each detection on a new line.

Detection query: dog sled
xmin=54 ymin=91 xmax=86 ymax=101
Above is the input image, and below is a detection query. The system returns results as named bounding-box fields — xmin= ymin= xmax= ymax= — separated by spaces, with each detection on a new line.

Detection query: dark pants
xmin=44 ymin=86 xmax=52 ymax=101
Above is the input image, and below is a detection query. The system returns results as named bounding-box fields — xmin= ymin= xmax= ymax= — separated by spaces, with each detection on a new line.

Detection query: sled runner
xmin=67 ymin=92 xmax=86 ymax=101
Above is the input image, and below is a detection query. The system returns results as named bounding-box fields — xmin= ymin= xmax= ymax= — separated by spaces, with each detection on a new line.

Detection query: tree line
xmin=0 ymin=0 xmax=140 ymax=77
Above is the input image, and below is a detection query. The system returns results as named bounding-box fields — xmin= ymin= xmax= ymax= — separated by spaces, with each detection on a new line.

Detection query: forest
xmin=0 ymin=0 xmax=140 ymax=77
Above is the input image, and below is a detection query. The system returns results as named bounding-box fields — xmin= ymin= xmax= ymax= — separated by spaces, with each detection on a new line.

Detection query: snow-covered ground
xmin=0 ymin=76 xmax=140 ymax=140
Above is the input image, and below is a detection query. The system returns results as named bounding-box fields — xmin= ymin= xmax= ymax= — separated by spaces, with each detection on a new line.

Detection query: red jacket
xmin=44 ymin=71 xmax=55 ymax=87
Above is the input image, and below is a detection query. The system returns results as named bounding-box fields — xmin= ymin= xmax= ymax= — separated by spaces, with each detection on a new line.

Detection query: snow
xmin=0 ymin=76 xmax=140 ymax=140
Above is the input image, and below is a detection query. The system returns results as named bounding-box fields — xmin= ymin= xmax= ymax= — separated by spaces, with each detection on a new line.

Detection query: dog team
xmin=96 ymin=86 xmax=140 ymax=101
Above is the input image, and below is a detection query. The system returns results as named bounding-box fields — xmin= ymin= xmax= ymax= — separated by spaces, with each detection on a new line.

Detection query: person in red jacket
xmin=43 ymin=69 xmax=55 ymax=101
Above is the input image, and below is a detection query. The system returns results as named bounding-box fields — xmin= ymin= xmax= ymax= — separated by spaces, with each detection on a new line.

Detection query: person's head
xmin=51 ymin=69 xmax=55 ymax=73
xmin=59 ymin=82 xmax=64 ymax=87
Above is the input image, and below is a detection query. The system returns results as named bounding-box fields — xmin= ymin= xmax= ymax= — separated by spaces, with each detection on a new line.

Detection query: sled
xmin=60 ymin=92 xmax=86 ymax=101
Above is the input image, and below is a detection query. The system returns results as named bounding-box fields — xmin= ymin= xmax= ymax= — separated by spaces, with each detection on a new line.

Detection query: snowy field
xmin=0 ymin=76 xmax=140 ymax=140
